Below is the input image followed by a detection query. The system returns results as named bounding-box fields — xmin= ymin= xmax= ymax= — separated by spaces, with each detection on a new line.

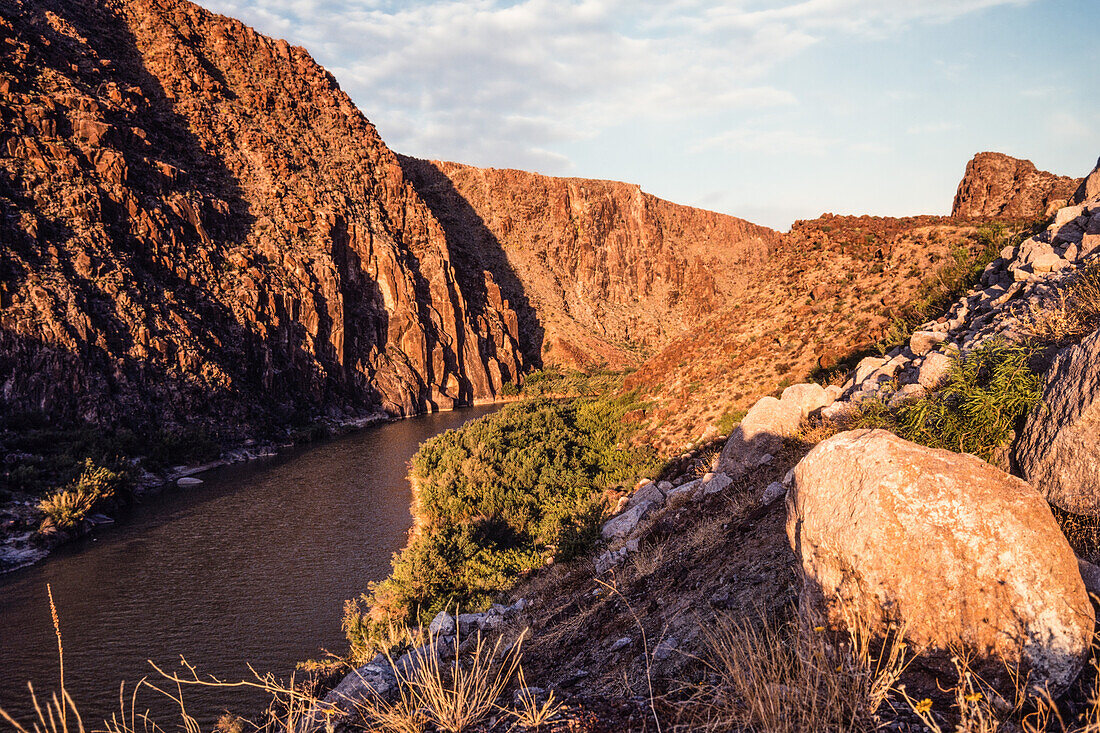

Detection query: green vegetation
xmin=0 ymin=411 xmax=220 ymax=497
xmin=851 ymin=341 xmax=1042 ymax=462
xmin=38 ymin=459 xmax=128 ymax=530
xmin=345 ymin=393 xmax=658 ymax=655
xmin=501 ymin=368 xmax=628 ymax=398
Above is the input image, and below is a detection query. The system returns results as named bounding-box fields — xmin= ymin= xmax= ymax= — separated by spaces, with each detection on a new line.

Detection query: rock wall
xmin=400 ymin=158 xmax=780 ymax=370
xmin=0 ymin=0 xmax=525 ymax=436
xmin=952 ymin=151 xmax=1082 ymax=220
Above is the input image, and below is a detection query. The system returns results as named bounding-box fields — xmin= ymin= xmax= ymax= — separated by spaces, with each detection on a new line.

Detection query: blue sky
xmin=197 ymin=0 xmax=1099 ymax=230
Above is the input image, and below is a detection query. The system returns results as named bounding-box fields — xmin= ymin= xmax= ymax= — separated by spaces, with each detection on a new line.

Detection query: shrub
xmin=353 ymin=395 xmax=658 ymax=638
xmin=852 ymin=341 xmax=1042 ymax=462
xmin=38 ymin=459 xmax=128 ymax=530
xmin=1021 ymin=261 xmax=1100 ymax=347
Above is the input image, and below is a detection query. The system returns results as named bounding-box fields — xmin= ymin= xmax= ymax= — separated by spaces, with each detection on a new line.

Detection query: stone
xmin=653 ymin=637 xmax=679 ymax=661
xmin=1031 ymin=250 xmax=1067 ymax=273
xmin=761 ymin=481 xmax=785 ymax=505
xmin=888 ymin=383 xmax=926 ymax=409
xmin=428 ymin=610 xmax=455 ymax=636
xmin=666 ymin=479 xmax=703 ymax=505
xmin=601 ymin=501 xmax=652 ymax=541
xmin=626 ymin=480 xmax=665 ymax=511
xmin=918 ymin=351 xmax=953 ymax=389
xmin=853 ymin=356 xmax=888 ymax=386
xmin=781 ymin=382 xmax=832 ymax=418
xmin=787 ymin=430 xmax=1093 ymax=694
xmin=909 ymin=330 xmax=947 ymax=356
xmin=716 ymin=396 xmax=801 ymax=478
xmin=609 ymin=636 xmax=632 ymax=652
xmin=702 ymin=472 xmax=732 ymax=495
xmin=176 ymin=477 xmax=203 ymax=487
xmin=1017 ymin=328 xmax=1100 ymax=515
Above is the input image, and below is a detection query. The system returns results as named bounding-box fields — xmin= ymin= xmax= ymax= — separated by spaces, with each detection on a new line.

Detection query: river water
xmin=0 ymin=405 xmax=499 ymax=727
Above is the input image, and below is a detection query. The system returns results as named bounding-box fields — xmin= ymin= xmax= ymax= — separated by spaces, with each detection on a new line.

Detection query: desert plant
xmin=351 ymin=625 xmax=525 ymax=733
xmin=680 ymin=611 xmax=909 ymax=733
xmin=38 ymin=459 xmax=126 ymax=530
xmin=509 ymin=667 xmax=563 ymax=729
xmin=852 ymin=341 xmax=1042 ymax=462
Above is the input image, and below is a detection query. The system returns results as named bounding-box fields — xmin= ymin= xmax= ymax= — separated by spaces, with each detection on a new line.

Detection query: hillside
xmin=399 ymin=157 xmax=780 ymax=370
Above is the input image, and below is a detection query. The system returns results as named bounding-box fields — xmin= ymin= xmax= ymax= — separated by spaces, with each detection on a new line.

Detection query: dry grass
xmin=1023 ymin=262 xmax=1100 ymax=346
xmin=510 ymin=668 xmax=563 ymax=729
xmin=674 ymin=611 xmax=909 ymax=733
xmin=351 ymin=625 xmax=524 ymax=733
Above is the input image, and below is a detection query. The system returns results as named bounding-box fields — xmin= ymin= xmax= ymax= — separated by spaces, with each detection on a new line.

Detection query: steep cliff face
xmin=400 ymin=158 xmax=780 ymax=370
xmin=0 ymin=0 xmax=524 ymax=436
xmin=952 ymin=152 xmax=1081 ymax=220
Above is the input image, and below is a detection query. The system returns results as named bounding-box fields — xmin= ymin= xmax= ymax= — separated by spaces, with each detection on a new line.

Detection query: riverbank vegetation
xmin=37 ymin=459 xmax=128 ymax=530
xmin=344 ymin=392 xmax=659 ymax=657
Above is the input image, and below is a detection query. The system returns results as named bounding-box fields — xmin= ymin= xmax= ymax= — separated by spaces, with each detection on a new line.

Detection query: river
xmin=0 ymin=405 xmax=500 ymax=727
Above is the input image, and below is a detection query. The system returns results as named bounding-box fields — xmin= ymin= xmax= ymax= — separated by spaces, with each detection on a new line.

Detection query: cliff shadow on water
xmin=397 ymin=155 xmax=546 ymax=370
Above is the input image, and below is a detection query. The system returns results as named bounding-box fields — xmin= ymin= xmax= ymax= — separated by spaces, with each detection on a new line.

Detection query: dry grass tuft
xmin=1023 ymin=262 xmax=1100 ymax=346
xmin=352 ymin=625 xmax=524 ymax=733
xmin=676 ymin=611 xmax=909 ymax=733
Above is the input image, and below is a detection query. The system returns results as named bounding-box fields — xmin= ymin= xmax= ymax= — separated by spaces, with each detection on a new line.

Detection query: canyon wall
xmin=400 ymin=158 xmax=780 ymax=370
xmin=0 ymin=0 xmax=524 ymax=436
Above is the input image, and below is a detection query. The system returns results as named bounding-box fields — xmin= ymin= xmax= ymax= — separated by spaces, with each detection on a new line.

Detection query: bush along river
xmin=0 ymin=405 xmax=501 ymax=726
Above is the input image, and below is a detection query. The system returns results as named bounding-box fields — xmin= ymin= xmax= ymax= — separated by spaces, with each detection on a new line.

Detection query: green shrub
xmin=853 ymin=341 xmax=1042 ymax=462
xmin=353 ymin=394 xmax=658 ymax=638
xmin=38 ymin=459 xmax=128 ymax=530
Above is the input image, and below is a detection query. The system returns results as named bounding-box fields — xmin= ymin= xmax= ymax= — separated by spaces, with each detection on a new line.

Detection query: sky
xmin=196 ymin=0 xmax=1100 ymax=231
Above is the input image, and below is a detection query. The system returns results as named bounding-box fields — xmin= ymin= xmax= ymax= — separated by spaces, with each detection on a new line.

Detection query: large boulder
xmin=787 ymin=429 xmax=1093 ymax=694
xmin=1017 ymin=327 xmax=1100 ymax=515
xmin=716 ymin=383 xmax=833 ymax=478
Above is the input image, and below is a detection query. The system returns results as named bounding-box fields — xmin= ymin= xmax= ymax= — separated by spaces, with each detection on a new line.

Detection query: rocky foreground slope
xmin=316 ymin=160 xmax=1100 ymax=731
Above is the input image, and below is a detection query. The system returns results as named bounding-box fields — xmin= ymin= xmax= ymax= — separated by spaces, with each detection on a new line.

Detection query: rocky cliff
xmin=0 ymin=0 xmax=526 ymax=437
xmin=400 ymin=158 xmax=780 ymax=370
xmin=951 ymin=151 xmax=1082 ymax=220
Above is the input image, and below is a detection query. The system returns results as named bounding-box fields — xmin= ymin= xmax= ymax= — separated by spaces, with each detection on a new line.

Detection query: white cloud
xmin=197 ymin=0 xmax=1033 ymax=171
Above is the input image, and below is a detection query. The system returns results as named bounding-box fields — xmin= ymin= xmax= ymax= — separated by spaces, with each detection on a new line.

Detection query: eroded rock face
xmin=400 ymin=158 xmax=780 ymax=370
xmin=1017 ymin=328 xmax=1100 ymax=515
xmin=952 ymin=152 xmax=1082 ymax=220
xmin=0 ymin=0 xmax=525 ymax=436
xmin=787 ymin=429 xmax=1093 ymax=694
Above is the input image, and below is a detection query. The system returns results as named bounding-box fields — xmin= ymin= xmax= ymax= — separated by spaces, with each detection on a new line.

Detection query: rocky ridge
xmin=952 ymin=151 xmax=1082 ymax=220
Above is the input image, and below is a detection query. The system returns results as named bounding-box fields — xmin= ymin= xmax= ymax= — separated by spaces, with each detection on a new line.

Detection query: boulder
xmin=787 ymin=430 xmax=1093 ymax=694
xmin=601 ymin=501 xmax=651 ymax=540
xmin=176 ymin=476 xmax=203 ymax=487
xmin=626 ymin=480 xmax=665 ymax=511
xmin=701 ymin=472 xmax=732 ymax=495
xmin=781 ymin=382 xmax=833 ymax=418
xmin=716 ymin=395 xmax=801 ymax=478
xmin=1017 ymin=328 xmax=1100 ymax=515
xmin=918 ymin=351 xmax=953 ymax=389
xmin=910 ymin=330 xmax=947 ymax=356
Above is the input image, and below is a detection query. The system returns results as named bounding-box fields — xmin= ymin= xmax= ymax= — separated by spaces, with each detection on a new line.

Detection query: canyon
xmin=0 ymin=0 xmax=1081 ymax=457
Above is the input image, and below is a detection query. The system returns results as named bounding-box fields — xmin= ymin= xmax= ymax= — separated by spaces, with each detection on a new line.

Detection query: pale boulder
xmin=918 ymin=351 xmax=953 ymax=389
xmin=1017 ymin=328 xmax=1100 ymax=515
xmin=909 ymin=330 xmax=947 ymax=356
xmin=787 ymin=429 xmax=1093 ymax=694
xmin=716 ymin=396 xmax=801 ymax=478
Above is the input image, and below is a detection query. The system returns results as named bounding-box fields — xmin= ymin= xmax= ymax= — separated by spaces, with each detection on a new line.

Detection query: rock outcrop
xmin=0 ymin=0 xmax=525 ymax=436
xmin=787 ymin=429 xmax=1094 ymax=694
xmin=399 ymin=158 xmax=780 ymax=370
xmin=952 ymin=152 xmax=1082 ymax=220
xmin=1017 ymin=327 xmax=1100 ymax=515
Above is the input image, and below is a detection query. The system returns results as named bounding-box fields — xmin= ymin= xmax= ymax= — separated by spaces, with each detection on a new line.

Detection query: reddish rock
xmin=951 ymin=152 xmax=1082 ymax=220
